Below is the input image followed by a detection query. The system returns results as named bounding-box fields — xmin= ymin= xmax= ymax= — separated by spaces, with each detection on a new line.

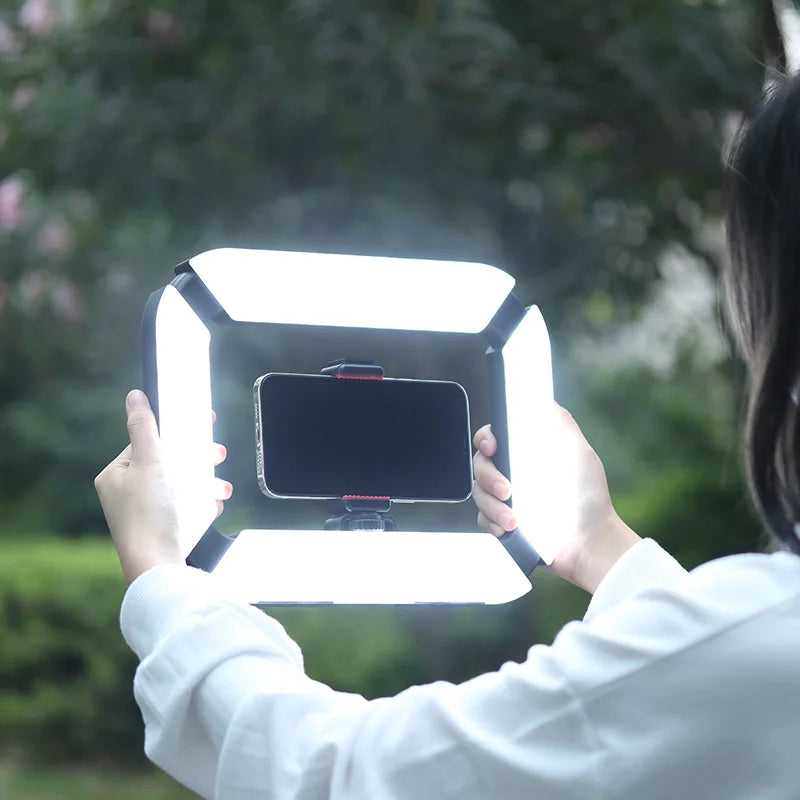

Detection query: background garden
xmin=0 ymin=0 xmax=787 ymax=795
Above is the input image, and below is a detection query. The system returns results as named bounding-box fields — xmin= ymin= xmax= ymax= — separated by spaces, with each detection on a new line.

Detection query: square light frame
xmin=142 ymin=248 xmax=564 ymax=605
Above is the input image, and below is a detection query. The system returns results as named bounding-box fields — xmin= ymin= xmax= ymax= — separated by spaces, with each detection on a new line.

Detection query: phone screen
xmin=256 ymin=373 xmax=473 ymax=501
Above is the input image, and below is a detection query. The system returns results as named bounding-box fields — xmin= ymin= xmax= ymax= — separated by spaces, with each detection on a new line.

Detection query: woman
xmin=95 ymin=75 xmax=800 ymax=799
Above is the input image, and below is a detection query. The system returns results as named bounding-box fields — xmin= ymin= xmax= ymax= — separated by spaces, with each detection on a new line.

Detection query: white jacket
xmin=120 ymin=539 xmax=800 ymax=799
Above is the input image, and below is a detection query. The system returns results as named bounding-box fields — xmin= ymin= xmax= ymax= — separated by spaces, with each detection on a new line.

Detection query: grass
xmin=0 ymin=761 xmax=198 ymax=799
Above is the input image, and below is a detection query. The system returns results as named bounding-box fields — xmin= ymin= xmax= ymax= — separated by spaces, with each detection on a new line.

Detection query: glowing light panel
xmin=189 ymin=248 xmax=515 ymax=333
xmin=155 ymin=286 xmax=218 ymax=557
xmin=501 ymin=306 xmax=576 ymax=565
xmin=146 ymin=251 xmax=556 ymax=602
xmin=212 ymin=529 xmax=532 ymax=605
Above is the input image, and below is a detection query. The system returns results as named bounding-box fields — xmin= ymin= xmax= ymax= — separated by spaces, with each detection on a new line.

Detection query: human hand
xmin=472 ymin=405 xmax=640 ymax=594
xmin=94 ymin=389 xmax=232 ymax=585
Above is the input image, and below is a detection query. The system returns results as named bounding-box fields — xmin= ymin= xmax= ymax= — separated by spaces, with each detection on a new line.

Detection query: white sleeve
xmin=583 ymin=538 xmax=688 ymax=621
xmin=121 ymin=564 xmax=598 ymax=799
xmin=120 ymin=542 xmax=694 ymax=800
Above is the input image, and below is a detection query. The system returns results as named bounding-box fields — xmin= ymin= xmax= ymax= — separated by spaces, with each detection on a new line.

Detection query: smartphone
xmin=254 ymin=372 xmax=473 ymax=502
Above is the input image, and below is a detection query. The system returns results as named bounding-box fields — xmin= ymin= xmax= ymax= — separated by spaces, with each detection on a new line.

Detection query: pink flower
xmin=0 ymin=175 xmax=24 ymax=231
xmin=19 ymin=0 xmax=55 ymax=36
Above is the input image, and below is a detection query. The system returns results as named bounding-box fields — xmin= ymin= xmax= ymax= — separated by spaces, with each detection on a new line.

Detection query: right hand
xmin=472 ymin=405 xmax=640 ymax=595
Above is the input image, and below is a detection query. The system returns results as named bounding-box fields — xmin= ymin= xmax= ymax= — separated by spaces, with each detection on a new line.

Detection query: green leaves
xmin=0 ymin=539 xmax=137 ymax=763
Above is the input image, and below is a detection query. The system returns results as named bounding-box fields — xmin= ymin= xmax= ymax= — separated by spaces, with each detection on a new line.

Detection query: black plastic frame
xmin=141 ymin=270 xmax=234 ymax=571
xmin=142 ymin=263 xmax=541 ymax=578
xmin=482 ymin=297 xmax=542 ymax=576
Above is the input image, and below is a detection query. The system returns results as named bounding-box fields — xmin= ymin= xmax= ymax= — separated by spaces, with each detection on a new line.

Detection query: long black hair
xmin=725 ymin=73 xmax=800 ymax=553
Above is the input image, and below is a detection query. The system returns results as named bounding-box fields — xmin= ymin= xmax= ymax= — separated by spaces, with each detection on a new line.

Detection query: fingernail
xmin=500 ymin=510 xmax=516 ymax=530
xmin=493 ymin=479 xmax=509 ymax=499
xmin=126 ymin=389 xmax=148 ymax=410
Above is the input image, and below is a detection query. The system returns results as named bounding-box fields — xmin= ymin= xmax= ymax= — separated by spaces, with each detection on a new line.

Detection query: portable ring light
xmin=142 ymin=248 xmax=574 ymax=605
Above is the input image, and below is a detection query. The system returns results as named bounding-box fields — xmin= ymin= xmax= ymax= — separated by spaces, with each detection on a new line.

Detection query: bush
xmin=0 ymin=538 xmax=142 ymax=764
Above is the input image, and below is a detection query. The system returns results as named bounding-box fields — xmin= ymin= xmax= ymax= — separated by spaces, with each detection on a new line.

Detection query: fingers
xmin=472 ymin=423 xmax=514 ymax=536
xmin=477 ymin=510 xmax=506 ymax=538
xmin=214 ymin=477 xmax=233 ymax=501
xmin=211 ymin=411 xmax=227 ymax=469
xmin=125 ymin=390 xmax=161 ymax=465
xmin=473 ymin=449 xmax=511 ymax=501
xmin=472 ymin=481 xmax=516 ymax=532
xmin=213 ymin=443 xmax=227 ymax=466
xmin=213 ymin=477 xmax=232 ymax=520
xmin=472 ymin=424 xmax=496 ymax=457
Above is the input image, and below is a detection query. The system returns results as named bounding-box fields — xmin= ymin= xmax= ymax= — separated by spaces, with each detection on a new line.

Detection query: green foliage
xmin=0 ymin=762 xmax=195 ymax=799
xmin=0 ymin=539 xmax=140 ymax=764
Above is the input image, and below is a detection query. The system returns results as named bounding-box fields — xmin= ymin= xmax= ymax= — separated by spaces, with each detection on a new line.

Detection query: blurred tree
xmin=0 ymin=0 xmax=765 ymax=535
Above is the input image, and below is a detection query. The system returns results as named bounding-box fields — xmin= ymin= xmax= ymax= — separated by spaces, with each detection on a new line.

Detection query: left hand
xmin=94 ymin=389 xmax=232 ymax=585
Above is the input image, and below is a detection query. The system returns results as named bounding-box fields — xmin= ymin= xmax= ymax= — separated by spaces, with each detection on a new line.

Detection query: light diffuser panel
xmin=189 ymin=248 xmax=515 ymax=333
xmin=212 ymin=529 xmax=532 ymax=605
xmin=154 ymin=285 xmax=218 ymax=557
xmin=144 ymin=249 xmax=553 ymax=603
xmin=501 ymin=307 xmax=576 ymax=564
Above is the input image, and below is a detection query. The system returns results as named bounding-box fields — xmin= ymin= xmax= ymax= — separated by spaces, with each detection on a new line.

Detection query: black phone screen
xmin=257 ymin=373 xmax=473 ymax=501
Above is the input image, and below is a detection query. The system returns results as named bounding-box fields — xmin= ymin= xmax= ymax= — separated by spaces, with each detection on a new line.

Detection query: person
xmin=95 ymin=74 xmax=800 ymax=800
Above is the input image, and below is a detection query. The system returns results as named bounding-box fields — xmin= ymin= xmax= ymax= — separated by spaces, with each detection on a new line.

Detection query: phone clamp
xmin=320 ymin=357 xmax=385 ymax=380
xmin=320 ymin=358 xmax=396 ymax=532
xmin=324 ymin=496 xmax=396 ymax=531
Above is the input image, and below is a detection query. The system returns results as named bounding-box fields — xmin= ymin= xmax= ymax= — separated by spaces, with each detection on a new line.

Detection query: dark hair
xmin=725 ymin=73 xmax=800 ymax=553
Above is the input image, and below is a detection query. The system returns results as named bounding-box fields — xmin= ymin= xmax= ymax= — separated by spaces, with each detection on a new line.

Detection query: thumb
xmin=555 ymin=403 xmax=589 ymax=443
xmin=556 ymin=403 xmax=575 ymax=427
xmin=555 ymin=403 xmax=599 ymax=456
xmin=556 ymin=403 xmax=581 ymax=431
xmin=126 ymin=390 xmax=161 ymax=464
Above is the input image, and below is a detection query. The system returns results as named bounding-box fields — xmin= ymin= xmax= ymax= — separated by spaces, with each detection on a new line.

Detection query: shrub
xmin=0 ymin=538 xmax=142 ymax=764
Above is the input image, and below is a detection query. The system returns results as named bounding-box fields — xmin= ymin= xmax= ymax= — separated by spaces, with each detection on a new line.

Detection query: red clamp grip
xmin=320 ymin=358 xmax=384 ymax=380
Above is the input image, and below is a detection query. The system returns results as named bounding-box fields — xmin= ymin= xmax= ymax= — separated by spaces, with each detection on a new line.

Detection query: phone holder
xmin=319 ymin=360 xmax=398 ymax=533
xmin=324 ymin=497 xmax=396 ymax=532
xmin=142 ymin=249 xmax=573 ymax=605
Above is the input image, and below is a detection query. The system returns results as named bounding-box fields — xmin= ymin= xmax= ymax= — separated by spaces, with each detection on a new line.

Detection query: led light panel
xmin=189 ymin=248 xmax=515 ymax=333
xmin=501 ymin=307 xmax=576 ymax=564
xmin=213 ymin=530 xmax=532 ymax=605
xmin=144 ymin=248 xmax=561 ymax=604
xmin=154 ymin=286 xmax=218 ymax=557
